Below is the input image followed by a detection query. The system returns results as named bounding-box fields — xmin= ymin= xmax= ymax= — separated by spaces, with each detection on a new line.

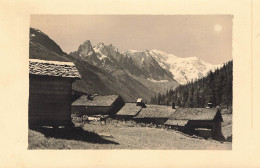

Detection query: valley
xmin=30 ymin=27 xmax=222 ymax=103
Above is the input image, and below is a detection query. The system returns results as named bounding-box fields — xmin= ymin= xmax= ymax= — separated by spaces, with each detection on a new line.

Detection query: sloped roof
xmin=167 ymin=108 xmax=221 ymax=121
xmin=134 ymin=104 xmax=175 ymax=119
xmin=29 ymin=59 xmax=81 ymax=78
xmin=116 ymin=103 xmax=142 ymax=116
xmin=72 ymin=95 xmax=120 ymax=107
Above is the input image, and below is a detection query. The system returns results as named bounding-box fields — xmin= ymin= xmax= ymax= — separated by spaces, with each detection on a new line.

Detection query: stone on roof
xmin=29 ymin=59 xmax=81 ymax=78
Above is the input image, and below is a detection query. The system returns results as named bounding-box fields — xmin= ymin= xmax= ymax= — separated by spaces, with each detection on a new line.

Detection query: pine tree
xmin=153 ymin=60 xmax=233 ymax=108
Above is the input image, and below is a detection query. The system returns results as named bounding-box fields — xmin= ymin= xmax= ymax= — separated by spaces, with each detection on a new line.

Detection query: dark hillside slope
xmin=29 ymin=42 xmax=71 ymax=62
xmin=30 ymin=28 xmax=65 ymax=56
xmin=29 ymin=27 xmax=156 ymax=102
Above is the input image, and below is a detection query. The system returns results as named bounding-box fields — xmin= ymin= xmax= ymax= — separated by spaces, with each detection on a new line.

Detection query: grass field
xmin=28 ymin=116 xmax=232 ymax=150
xmin=221 ymin=114 xmax=232 ymax=140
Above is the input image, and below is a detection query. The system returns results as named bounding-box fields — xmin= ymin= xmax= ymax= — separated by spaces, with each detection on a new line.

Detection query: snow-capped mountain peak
xmin=93 ymin=47 xmax=108 ymax=60
xmin=71 ymin=39 xmax=221 ymax=85
xmin=92 ymin=43 xmax=121 ymax=62
xmin=149 ymin=49 xmax=221 ymax=84
xmin=95 ymin=42 xmax=105 ymax=50
xmin=124 ymin=49 xmax=154 ymax=67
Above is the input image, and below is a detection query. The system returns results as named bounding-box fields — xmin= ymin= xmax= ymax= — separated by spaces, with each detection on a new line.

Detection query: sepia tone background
xmin=0 ymin=0 xmax=260 ymax=167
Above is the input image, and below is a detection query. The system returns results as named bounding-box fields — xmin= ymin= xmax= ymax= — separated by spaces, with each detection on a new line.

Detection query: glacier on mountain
xmin=149 ymin=50 xmax=222 ymax=84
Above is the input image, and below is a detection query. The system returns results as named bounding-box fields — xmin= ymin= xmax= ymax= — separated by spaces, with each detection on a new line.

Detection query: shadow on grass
xmin=30 ymin=127 xmax=119 ymax=145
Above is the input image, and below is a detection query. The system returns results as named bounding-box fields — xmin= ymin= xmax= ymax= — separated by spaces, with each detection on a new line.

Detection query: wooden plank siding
xmin=72 ymin=106 xmax=111 ymax=116
xmin=186 ymin=120 xmax=222 ymax=139
xmin=134 ymin=118 xmax=169 ymax=126
xmin=29 ymin=75 xmax=73 ymax=126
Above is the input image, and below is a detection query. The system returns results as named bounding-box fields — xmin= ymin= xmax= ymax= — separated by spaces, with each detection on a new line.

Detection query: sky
xmin=30 ymin=15 xmax=233 ymax=65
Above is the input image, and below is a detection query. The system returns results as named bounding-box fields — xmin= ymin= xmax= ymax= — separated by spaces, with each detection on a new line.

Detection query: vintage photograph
xmin=28 ymin=15 xmax=233 ymax=150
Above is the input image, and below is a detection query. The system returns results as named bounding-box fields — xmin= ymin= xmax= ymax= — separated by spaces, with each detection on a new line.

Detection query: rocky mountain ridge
xmin=72 ymin=40 xmax=221 ymax=85
xmin=30 ymin=27 xmax=220 ymax=102
xmin=30 ymin=28 xmax=177 ymax=102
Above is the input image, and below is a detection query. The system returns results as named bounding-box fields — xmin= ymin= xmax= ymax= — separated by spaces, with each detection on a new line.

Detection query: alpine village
xmin=28 ymin=28 xmax=232 ymax=150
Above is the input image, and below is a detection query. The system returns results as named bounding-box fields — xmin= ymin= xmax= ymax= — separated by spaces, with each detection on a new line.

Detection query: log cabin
xmin=165 ymin=107 xmax=224 ymax=140
xmin=116 ymin=103 xmax=143 ymax=120
xmin=29 ymin=59 xmax=81 ymax=127
xmin=71 ymin=95 xmax=125 ymax=116
xmin=134 ymin=104 xmax=176 ymax=127
xmin=116 ymin=98 xmax=146 ymax=120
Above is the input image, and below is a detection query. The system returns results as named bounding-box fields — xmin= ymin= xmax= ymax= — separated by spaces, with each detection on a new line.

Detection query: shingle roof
xmin=167 ymin=108 xmax=220 ymax=121
xmin=134 ymin=105 xmax=175 ymax=119
xmin=72 ymin=95 xmax=120 ymax=106
xmin=29 ymin=59 xmax=81 ymax=78
xmin=116 ymin=103 xmax=142 ymax=116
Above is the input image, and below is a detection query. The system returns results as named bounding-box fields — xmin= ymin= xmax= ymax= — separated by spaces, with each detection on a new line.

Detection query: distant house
xmin=134 ymin=104 xmax=176 ymax=126
xmin=29 ymin=59 xmax=81 ymax=127
xmin=136 ymin=98 xmax=146 ymax=107
xmin=116 ymin=103 xmax=143 ymax=120
xmin=165 ymin=108 xmax=223 ymax=139
xmin=72 ymin=95 xmax=125 ymax=116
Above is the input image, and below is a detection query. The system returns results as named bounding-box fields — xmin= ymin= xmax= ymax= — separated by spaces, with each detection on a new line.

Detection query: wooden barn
xmin=134 ymin=104 xmax=176 ymax=126
xmin=116 ymin=103 xmax=143 ymax=120
xmin=29 ymin=59 xmax=81 ymax=127
xmin=165 ymin=108 xmax=223 ymax=139
xmin=71 ymin=95 xmax=125 ymax=116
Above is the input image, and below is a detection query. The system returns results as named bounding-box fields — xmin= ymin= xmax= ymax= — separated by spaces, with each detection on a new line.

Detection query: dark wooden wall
xmin=116 ymin=115 xmax=137 ymax=120
xmin=187 ymin=120 xmax=223 ymax=140
xmin=109 ymin=96 xmax=125 ymax=116
xmin=166 ymin=120 xmax=224 ymax=140
xmin=134 ymin=118 xmax=168 ymax=126
xmin=72 ymin=106 xmax=111 ymax=116
xmin=29 ymin=75 xmax=73 ymax=126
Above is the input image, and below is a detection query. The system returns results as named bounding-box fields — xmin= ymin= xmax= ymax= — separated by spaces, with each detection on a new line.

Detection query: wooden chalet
xmin=29 ymin=59 xmax=81 ymax=127
xmin=71 ymin=95 xmax=125 ymax=116
xmin=116 ymin=103 xmax=142 ymax=120
xmin=165 ymin=108 xmax=223 ymax=139
xmin=134 ymin=104 xmax=176 ymax=126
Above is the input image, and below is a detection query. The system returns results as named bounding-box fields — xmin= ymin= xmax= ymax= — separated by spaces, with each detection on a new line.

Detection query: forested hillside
xmin=150 ymin=60 xmax=233 ymax=108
